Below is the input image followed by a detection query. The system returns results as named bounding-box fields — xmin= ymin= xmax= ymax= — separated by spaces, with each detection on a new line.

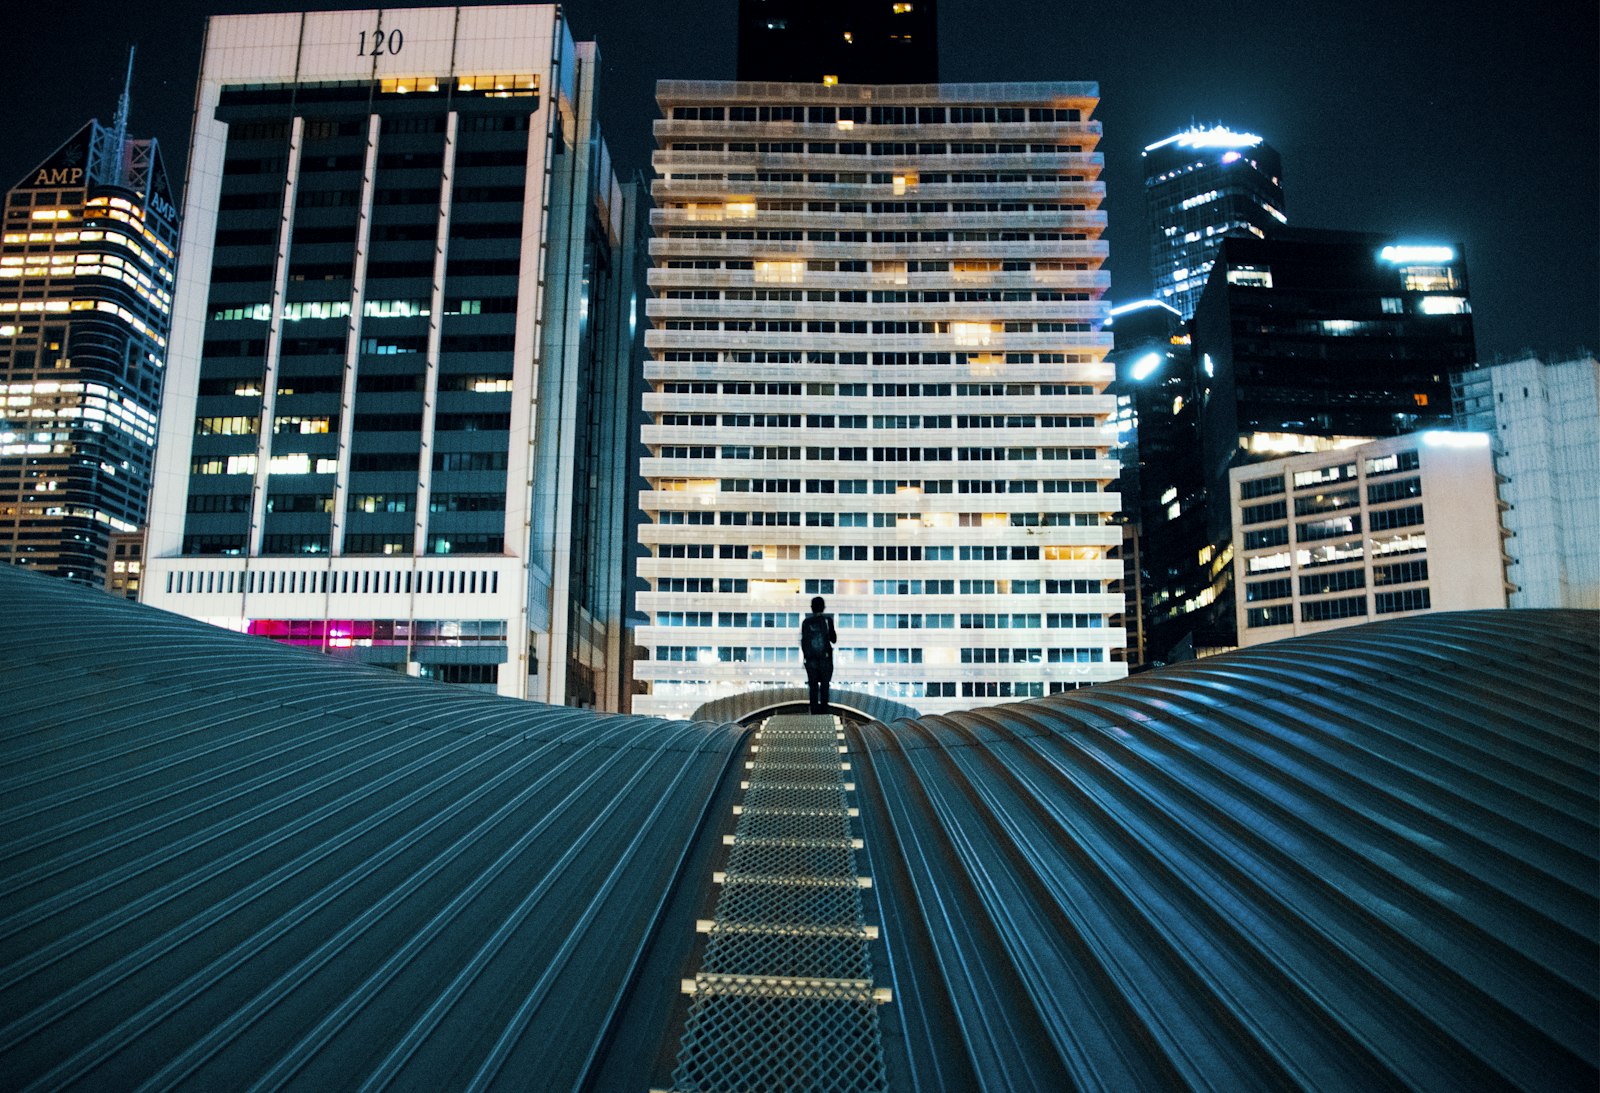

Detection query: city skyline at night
xmin=3 ymin=0 xmax=1593 ymax=364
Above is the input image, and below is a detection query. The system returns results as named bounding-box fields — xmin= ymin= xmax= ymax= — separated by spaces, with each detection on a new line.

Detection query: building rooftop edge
xmin=656 ymin=79 xmax=1100 ymax=102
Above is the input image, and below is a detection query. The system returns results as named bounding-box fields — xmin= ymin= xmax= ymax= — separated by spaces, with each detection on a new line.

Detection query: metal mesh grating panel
xmin=743 ymin=783 xmax=847 ymax=811
xmin=669 ymin=714 xmax=890 ymax=1093
xmin=713 ymin=877 xmax=864 ymax=928
xmin=739 ymin=808 xmax=854 ymax=841
xmin=672 ymin=993 xmax=887 ymax=1093
xmin=702 ymin=928 xmax=873 ymax=979
xmin=726 ymin=840 xmax=856 ymax=878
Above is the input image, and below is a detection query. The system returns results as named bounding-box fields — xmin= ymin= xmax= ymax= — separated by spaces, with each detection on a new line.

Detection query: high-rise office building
xmin=634 ymin=80 xmax=1125 ymax=719
xmin=140 ymin=6 xmax=643 ymax=707
xmin=736 ymin=0 xmax=938 ymax=85
xmin=1143 ymin=125 xmax=1284 ymax=320
xmin=1453 ymin=354 xmax=1600 ymax=609
xmin=1230 ymin=431 xmax=1509 ymax=645
xmin=0 ymin=72 xmax=178 ymax=587
xmin=1194 ymin=229 xmax=1475 ymax=503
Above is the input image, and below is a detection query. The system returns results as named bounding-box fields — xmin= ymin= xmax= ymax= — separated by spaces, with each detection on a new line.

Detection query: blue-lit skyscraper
xmin=1143 ymin=125 xmax=1284 ymax=319
xmin=0 ymin=69 xmax=179 ymax=589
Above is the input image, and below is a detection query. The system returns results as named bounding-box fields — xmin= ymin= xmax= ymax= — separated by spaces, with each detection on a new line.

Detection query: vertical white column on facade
xmin=502 ymin=40 xmax=560 ymax=701
xmin=330 ymin=113 xmax=382 ymax=554
xmin=412 ymin=110 xmax=458 ymax=554
xmin=245 ymin=115 xmax=304 ymax=557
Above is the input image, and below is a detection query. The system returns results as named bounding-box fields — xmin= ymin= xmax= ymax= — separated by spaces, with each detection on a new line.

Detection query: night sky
xmin=6 ymin=0 xmax=1594 ymax=361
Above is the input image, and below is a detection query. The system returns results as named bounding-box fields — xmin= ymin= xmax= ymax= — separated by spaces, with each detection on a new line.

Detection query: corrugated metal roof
xmin=0 ymin=566 xmax=744 ymax=1090
xmin=853 ymin=610 xmax=1598 ymax=1092
xmin=0 ymin=564 xmax=1594 ymax=1091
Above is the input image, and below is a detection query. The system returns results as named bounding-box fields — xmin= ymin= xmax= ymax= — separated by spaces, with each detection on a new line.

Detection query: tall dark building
xmin=0 ymin=67 xmax=178 ymax=588
xmin=1193 ymin=228 xmax=1474 ymax=528
xmin=1108 ymin=299 xmax=1216 ymax=664
xmin=737 ymin=0 xmax=938 ymax=84
xmin=1144 ymin=125 xmax=1284 ymax=320
xmin=1129 ymin=226 xmax=1479 ymax=652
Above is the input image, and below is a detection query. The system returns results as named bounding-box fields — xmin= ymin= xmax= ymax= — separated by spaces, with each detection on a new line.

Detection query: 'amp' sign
xmin=32 ymin=166 xmax=84 ymax=188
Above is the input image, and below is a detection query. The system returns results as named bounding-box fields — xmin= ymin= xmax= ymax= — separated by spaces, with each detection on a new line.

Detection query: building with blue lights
xmin=139 ymin=6 xmax=645 ymax=708
xmin=1171 ymin=227 xmax=1480 ymax=650
xmin=1143 ymin=124 xmax=1284 ymax=320
xmin=0 ymin=76 xmax=178 ymax=590
xmin=1107 ymin=298 xmax=1217 ymax=664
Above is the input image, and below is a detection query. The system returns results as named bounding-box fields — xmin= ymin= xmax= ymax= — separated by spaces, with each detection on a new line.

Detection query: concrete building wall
xmin=634 ymin=80 xmax=1127 ymax=718
xmin=1456 ymin=355 xmax=1600 ymax=610
xmin=1231 ymin=432 xmax=1508 ymax=646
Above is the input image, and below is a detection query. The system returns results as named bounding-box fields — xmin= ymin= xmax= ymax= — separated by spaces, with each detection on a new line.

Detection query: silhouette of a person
xmin=799 ymin=595 xmax=837 ymax=715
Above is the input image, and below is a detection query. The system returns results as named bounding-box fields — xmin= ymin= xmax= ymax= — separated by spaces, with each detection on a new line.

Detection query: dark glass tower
xmin=1168 ymin=226 xmax=1478 ymax=649
xmin=0 ymin=81 xmax=178 ymax=588
xmin=1143 ymin=125 xmax=1284 ymax=320
xmin=737 ymin=0 xmax=938 ymax=84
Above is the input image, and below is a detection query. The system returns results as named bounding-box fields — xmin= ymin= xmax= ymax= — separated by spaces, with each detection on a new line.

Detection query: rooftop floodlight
xmin=1379 ymin=244 xmax=1456 ymax=264
xmin=1129 ymin=352 xmax=1164 ymax=381
xmin=1143 ymin=125 xmax=1264 ymax=154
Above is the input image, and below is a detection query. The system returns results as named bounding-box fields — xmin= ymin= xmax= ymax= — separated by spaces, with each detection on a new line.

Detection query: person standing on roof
xmin=799 ymin=595 xmax=837 ymax=715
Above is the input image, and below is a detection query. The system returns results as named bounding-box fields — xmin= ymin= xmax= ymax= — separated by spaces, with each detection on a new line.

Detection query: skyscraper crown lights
xmin=1144 ymin=125 xmax=1264 ymax=154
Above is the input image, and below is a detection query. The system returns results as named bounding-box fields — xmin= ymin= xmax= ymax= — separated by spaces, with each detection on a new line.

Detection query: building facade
xmin=140 ymin=6 xmax=643 ymax=706
xmin=1230 ymin=431 xmax=1508 ymax=645
xmin=0 ymin=96 xmax=178 ymax=586
xmin=1107 ymin=298 xmax=1222 ymax=664
xmin=1454 ymin=354 xmax=1600 ymax=610
xmin=1143 ymin=125 xmax=1284 ymax=320
xmin=633 ymin=80 xmax=1126 ymax=719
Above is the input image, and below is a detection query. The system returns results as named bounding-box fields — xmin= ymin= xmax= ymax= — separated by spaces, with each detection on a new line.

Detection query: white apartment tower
xmin=634 ymin=80 xmax=1127 ymax=719
xmin=1453 ymin=354 xmax=1600 ymax=609
xmin=140 ymin=7 xmax=643 ymax=706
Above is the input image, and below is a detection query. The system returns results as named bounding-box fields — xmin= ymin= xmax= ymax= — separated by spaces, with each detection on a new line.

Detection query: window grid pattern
xmin=635 ymin=83 xmax=1125 ymax=718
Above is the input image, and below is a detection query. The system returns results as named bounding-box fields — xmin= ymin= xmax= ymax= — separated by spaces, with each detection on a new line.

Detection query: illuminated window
xmin=723 ymin=196 xmax=757 ymax=219
xmin=892 ymin=172 xmax=918 ymax=195
xmin=951 ymin=322 xmax=999 ymax=347
xmin=893 ymin=2 xmax=914 ymax=11
xmin=1226 ymin=265 xmax=1272 ymax=288
xmin=1399 ymin=265 xmax=1458 ymax=292
xmin=754 ymin=260 xmax=805 ymax=284
xmin=822 ymin=75 xmax=839 ymax=86
xmin=454 ymin=73 xmax=538 ymax=98
xmin=872 ymin=261 xmax=909 ymax=285
xmin=1418 ymin=296 xmax=1468 ymax=315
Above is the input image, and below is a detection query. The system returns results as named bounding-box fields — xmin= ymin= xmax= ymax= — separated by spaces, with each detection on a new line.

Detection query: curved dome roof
xmin=0 ymin=564 xmax=1592 ymax=1090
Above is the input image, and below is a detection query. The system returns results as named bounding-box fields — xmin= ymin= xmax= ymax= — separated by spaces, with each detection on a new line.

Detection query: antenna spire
xmin=109 ymin=46 xmax=136 ymax=187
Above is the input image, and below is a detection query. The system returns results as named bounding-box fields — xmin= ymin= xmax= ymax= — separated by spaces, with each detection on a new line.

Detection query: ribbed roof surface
xmin=0 ymin=566 xmax=742 ymax=1090
xmin=0 ymin=564 xmax=1594 ymax=1091
xmin=852 ymin=612 xmax=1598 ymax=1091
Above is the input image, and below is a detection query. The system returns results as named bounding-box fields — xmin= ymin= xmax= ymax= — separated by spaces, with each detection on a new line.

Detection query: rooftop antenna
xmin=109 ymin=46 xmax=136 ymax=188
xmin=90 ymin=46 xmax=137 ymax=189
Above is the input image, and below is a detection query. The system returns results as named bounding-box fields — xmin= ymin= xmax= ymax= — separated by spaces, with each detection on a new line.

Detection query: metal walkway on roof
xmin=668 ymin=714 xmax=890 ymax=1093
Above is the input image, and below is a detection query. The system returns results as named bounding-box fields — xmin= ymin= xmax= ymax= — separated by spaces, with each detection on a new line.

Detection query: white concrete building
xmin=140 ymin=6 xmax=643 ymax=705
xmin=1453 ymin=355 xmax=1600 ymax=610
xmin=1230 ymin=432 xmax=1509 ymax=646
xmin=633 ymin=80 xmax=1127 ymax=719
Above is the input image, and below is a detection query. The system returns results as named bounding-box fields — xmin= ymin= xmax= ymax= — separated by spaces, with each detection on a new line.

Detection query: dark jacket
xmin=799 ymin=612 xmax=837 ymax=664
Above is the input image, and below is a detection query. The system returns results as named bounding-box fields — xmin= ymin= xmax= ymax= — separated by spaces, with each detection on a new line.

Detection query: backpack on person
xmin=801 ymin=614 xmax=831 ymax=660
